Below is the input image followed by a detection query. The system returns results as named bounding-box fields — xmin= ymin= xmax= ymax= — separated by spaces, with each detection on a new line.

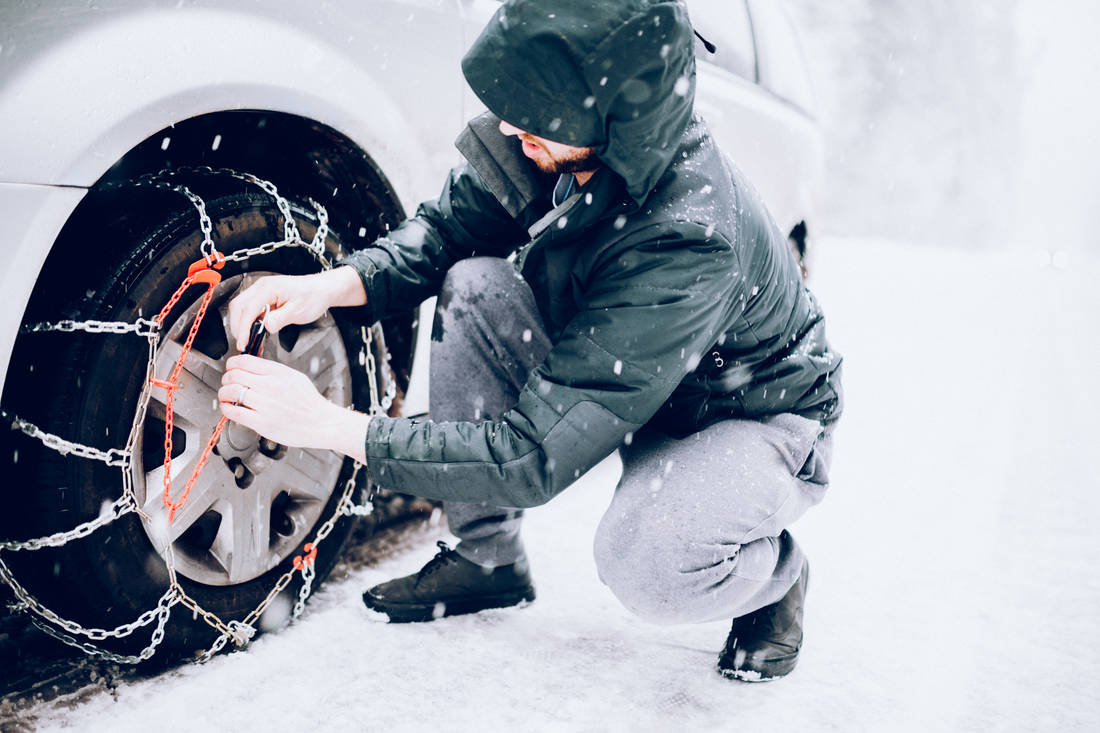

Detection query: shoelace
xmin=415 ymin=541 xmax=460 ymax=586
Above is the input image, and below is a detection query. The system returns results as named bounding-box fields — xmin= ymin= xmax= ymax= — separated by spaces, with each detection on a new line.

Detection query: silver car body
xmin=0 ymin=0 xmax=822 ymax=411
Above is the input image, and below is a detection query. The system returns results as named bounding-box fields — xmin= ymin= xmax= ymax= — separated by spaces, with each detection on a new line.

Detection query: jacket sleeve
xmin=363 ymin=225 xmax=742 ymax=508
xmin=338 ymin=162 xmax=529 ymax=323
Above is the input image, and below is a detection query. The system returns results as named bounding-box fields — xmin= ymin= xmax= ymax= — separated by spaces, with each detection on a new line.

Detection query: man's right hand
xmin=227 ymin=265 xmax=367 ymax=352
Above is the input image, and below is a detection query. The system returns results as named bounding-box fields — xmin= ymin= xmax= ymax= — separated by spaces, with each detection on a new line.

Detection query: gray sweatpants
xmin=430 ymin=258 xmax=832 ymax=624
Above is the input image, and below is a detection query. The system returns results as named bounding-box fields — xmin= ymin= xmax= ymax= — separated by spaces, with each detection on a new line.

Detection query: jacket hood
xmin=461 ymin=0 xmax=697 ymax=205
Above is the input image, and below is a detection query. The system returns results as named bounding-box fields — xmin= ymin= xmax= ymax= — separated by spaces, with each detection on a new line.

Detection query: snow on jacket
xmin=341 ymin=0 xmax=842 ymax=508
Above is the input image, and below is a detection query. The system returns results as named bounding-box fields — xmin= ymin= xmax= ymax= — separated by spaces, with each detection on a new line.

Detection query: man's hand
xmin=227 ymin=266 xmax=367 ymax=352
xmin=219 ymin=355 xmax=370 ymax=463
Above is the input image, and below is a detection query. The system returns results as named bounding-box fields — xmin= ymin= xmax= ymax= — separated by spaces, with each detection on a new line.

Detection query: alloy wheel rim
xmin=132 ymin=271 xmax=351 ymax=586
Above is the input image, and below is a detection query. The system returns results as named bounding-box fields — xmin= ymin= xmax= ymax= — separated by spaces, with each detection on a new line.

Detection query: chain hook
xmin=293 ymin=543 xmax=318 ymax=572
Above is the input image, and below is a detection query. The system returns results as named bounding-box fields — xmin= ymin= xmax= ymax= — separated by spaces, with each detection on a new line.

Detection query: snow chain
xmin=0 ymin=167 xmax=382 ymax=665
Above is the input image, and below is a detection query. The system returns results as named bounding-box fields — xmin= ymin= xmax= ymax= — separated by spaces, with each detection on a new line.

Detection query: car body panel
xmin=0 ymin=1 xmax=466 ymax=194
xmin=0 ymin=0 xmax=823 ymax=413
xmin=695 ymin=61 xmax=824 ymax=239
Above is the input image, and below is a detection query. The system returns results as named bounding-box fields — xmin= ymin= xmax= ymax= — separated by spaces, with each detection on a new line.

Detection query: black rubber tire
xmin=2 ymin=190 xmax=380 ymax=661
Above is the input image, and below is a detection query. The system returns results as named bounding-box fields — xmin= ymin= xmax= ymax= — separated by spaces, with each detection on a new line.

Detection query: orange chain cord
xmin=150 ymin=255 xmax=227 ymax=522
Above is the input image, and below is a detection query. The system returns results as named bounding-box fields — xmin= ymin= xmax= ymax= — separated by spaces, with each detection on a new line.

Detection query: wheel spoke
xmin=212 ymin=493 xmax=273 ymax=583
xmin=141 ymin=460 xmax=230 ymax=549
xmin=217 ymin=304 xmax=238 ymax=356
xmin=150 ymin=342 xmax=224 ymax=431
xmin=276 ymin=322 xmax=339 ymax=379
xmin=141 ymin=399 xmax=202 ymax=468
xmin=165 ymin=463 xmax=232 ymax=544
xmin=257 ymin=450 xmax=338 ymax=503
xmin=143 ymin=447 xmax=200 ymax=511
xmin=157 ymin=337 xmax=224 ymax=390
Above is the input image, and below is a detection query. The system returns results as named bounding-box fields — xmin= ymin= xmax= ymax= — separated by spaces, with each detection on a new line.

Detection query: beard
xmin=532 ymin=145 xmax=600 ymax=176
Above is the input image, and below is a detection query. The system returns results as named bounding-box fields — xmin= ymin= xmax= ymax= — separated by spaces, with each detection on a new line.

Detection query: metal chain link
xmin=195 ymin=620 xmax=257 ymax=664
xmin=0 ymin=555 xmax=175 ymax=643
xmin=19 ymin=318 xmax=160 ymax=337
xmin=362 ymin=326 xmax=386 ymax=413
xmin=189 ymin=166 xmax=301 ymax=243
xmin=27 ymin=596 xmax=175 ymax=665
xmin=307 ymin=197 xmax=331 ymax=264
xmin=104 ymin=173 xmax=217 ymax=263
xmin=2 ymin=410 xmax=131 ymax=468
xmin=1 ymin=166 xmax=375 ymax=665
xmin=335 ymin=327 xmax=381 ymax=519
xmin=155 ymin=166 xmax=332 ymax=268
xmin=0 ymin=496 xmax=134 ymax=552
xmin=340 ymin=468 xmax=376 ymax=518
xmin=291 ymin=562 xmax=316 ymax=623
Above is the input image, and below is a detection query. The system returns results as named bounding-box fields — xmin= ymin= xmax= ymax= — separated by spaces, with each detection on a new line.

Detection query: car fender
xmin=0 ymin=182 xmax=86 ymax=397
xmin=0 ymin=6 xmax=463 ymax=197
xmin=694 ymin=65 xmax=825 ymax=240
xmin=0 ymin=4 xmax=466 ymax=398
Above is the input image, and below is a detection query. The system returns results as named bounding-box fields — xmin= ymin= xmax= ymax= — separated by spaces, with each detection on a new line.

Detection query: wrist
xmin=317 ymin=401 xmax=370 ymax=464
xmin=323 ymin=265 xmax=368 ymax=308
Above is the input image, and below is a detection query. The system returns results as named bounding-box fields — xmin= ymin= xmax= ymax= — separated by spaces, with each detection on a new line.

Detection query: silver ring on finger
xmin=236 ymin=385 xmax=250 ymax=407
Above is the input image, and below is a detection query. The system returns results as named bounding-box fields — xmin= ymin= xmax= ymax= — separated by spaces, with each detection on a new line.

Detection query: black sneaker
xmin=362 ymin=541 xmax=536 ymax=623
xmin=717 ymin=560 xmax=809 ymax=682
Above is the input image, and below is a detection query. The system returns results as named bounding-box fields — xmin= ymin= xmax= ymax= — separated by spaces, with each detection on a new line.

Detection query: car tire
xmin=3 ymin=189 xmax=383 ymax=659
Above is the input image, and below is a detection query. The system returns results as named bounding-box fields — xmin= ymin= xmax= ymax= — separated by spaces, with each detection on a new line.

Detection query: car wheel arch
xmin=5 ymin=108 xmax=420 ymax=405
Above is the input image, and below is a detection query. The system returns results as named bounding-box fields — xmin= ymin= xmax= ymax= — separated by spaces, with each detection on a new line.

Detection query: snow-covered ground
xmin=18 ymin=236 xmax=1100 ymax=732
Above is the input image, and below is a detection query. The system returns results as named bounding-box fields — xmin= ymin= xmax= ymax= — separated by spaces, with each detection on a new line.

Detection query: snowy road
xmin=17 ymin=237 xmax=1100 ymax=732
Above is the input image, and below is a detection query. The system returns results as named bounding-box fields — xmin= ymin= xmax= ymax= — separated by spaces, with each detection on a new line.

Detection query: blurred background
xmin=788 ymin=0 xmax=1099 ymax=259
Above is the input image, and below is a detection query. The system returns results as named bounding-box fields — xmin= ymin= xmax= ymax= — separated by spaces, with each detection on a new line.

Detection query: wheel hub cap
xmin=132 ymin=272 xmax=352 ymax=586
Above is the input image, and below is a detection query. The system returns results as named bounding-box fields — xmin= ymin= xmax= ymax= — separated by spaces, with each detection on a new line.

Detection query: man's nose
xmin=499 ymin=119 xmax=524 ymax=137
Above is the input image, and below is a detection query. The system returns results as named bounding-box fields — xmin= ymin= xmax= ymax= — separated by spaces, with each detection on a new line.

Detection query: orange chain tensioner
xmin=149 ymin=253 xmax=229 ymax=523
xmin=293 ymin=543 xmax=318 ymax=571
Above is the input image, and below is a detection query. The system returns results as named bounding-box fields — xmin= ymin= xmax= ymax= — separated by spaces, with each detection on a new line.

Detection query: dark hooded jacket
xmin=341 ymin=0 xmax=842 ymax=508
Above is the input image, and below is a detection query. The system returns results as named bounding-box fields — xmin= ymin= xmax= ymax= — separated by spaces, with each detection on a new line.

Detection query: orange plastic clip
xmin=187 ymin=251 xmax=226 ymax=285
xmin=293 ymin=543 xmax=318 ymax=571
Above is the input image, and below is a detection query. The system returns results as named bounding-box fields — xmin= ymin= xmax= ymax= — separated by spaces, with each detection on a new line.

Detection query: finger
xmin=230 ymin=280 xmax=280 ymax=351
xmin=219 ymin=368 xmax=255 ymax=388
xmin=225 ymin=354 xmax=285 ymax=376
xmin=254 ymin=297 xmax=290 ymax=334
xmin=217 ymin=383 xmax=255 ymax=407
xmin=228 ymin=284 xmax=263 ymax=352
xmin=219 ymin=400 xmax=259 ymax=429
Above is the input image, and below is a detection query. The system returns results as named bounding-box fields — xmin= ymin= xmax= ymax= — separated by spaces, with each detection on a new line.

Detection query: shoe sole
xmin=716 ymin=653 xmax=799 ymax=683
xmin=361 ymin=587 xmax=536 ymax=624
